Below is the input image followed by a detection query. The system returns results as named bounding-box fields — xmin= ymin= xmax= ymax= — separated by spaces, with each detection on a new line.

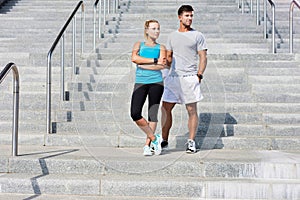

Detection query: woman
xmin=130 ymin=19 xmax=167 ymax=156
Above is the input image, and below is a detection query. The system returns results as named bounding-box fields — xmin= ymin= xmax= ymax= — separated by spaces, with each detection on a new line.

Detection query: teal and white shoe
xmin=143 ymin=145 xmax=153 ymax=156
xmin=151 ymin=134 xmax=162 ymax=155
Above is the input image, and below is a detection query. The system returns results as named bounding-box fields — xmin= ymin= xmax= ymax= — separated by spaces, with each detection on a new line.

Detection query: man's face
xmin=179 ymin=11 xmax=193 ymax=27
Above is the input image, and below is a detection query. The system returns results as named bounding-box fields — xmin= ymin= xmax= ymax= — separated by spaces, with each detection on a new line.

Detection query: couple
xmin=130 ymin=5 xmax=208 ymax=156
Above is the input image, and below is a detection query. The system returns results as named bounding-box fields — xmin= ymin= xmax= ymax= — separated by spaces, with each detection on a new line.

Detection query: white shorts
xmin=162 ymin=74 xmax=203 ymax=104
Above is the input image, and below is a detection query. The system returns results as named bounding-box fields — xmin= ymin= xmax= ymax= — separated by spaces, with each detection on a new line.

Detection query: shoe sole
xmin=162 ymin=147 xmax=169 ymax=151
xmin=186 ymin=149 xmax=197 ymax=154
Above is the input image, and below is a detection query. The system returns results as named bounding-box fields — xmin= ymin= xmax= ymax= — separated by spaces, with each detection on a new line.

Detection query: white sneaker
xmin=151 ymin=134 xmax=162 ymax=155
xmin=143 ymin=145 xmax=153 ymax=156
xmin=186 ymin=139 xmax=196 ymax=153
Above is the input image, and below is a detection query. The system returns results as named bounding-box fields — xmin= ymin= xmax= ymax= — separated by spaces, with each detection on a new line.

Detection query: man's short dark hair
xmin=178 ymin=5 xmax=194 ymax=16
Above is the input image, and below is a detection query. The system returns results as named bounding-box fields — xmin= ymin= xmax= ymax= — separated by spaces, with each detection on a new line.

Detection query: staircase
xmin=0 ymin=0 xmax=300 ymax=199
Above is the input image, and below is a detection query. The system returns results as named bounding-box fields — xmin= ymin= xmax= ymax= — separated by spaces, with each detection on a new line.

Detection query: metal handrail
xmin=46 ymin=1 xmax=85 ymax=134
xmin=256 ymin=0 xmax=260 ymax=25
xmin=264 ymin=0 xmax=276 ymax=53
xmin=93 ymin=0 xmax=120 ymax=50
xmin=240 ymin=0 xmax=260 ymax=25
xmin=289 ymin=0 xmax=300 ymax=53
xmin=94 ymin=0 xmax=102 ymax=50
xmin=240 ymin=0 xmax=253 ymax=14
xmin=0 ymin=63 xmax=19 ymax=156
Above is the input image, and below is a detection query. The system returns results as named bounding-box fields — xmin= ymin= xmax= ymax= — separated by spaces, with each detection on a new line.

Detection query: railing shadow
xmin=18 ymin=149 xmax=79 ymax=200
xmin=0 ymin=0 xmax=19 ymax=14
xmin=193 ymin=113 xmax=237 ymax=150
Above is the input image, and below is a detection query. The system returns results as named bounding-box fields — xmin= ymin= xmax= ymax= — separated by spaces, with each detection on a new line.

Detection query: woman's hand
xmin=157 ymin=57 xmax=166 ymax=66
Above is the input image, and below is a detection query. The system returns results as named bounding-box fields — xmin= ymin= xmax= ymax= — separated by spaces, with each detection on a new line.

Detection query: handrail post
xmin=61 ymin=34 xmax=65 ymax=101
xmin=263 ymin=0 xmax=276 ymax=53
xmin=290 ymin=2 xmax=294 ymax=53
xmin=290 ymin=0 xmax=300 ymax=54
xmin=264 ymin=0 xmax=267 ymax=38
xmin=107 ymin=0 xmax=110 ymax=14
xmin=99 ymin=0 xmax=102 ymax=39
xmin=47 ymin=53 xmax=52 ymax=134
xmin=113 ymin=0 xmax=116 ymax=13
xmin=81 ymin=3 xmax=85 ymax=54
xmin=271 ymin=1 xmax=275 ymax=53
xmin=94 ymin=0 xmax=102 ymax=51
xmin=12 ymin=64 xmax=19 ymax=157
xmin=115 ymin=0 xmax=119 ymax=12
xmin=93 ymin=1 xmax=97 ymax=50
xmin=256 ymin=0 xmax=260 ymax=25
xmin=0 ymin=63 xmax=20 ymax=156
xmin=73 ymin=17 xmax=76 ymax=74
xmin=104 ymin=0 xmax=106 ymax=27
xmin=242 ymin=0 xmax=244 ymax=14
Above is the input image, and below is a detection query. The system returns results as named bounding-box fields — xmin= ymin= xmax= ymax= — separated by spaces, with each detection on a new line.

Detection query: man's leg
xmin=185 ymin=102 xmax=198 ymax=140
xmin=161 ymin=101 xmax=176 ymax=141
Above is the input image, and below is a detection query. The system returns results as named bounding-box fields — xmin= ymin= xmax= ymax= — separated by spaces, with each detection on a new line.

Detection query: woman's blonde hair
xmin=144 ymin=19 xmax=159 ymax=39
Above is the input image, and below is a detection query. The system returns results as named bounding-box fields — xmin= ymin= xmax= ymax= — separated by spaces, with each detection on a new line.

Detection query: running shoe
xmin=161 ymin=140 xmax=169 ymax=151
xmin=151 ymin=134 xmax=162 ymax=155
xmin=186 ymin=139 xmax=196 ymax=153
xmin=143 ymin=145 xmax=153 ymax=156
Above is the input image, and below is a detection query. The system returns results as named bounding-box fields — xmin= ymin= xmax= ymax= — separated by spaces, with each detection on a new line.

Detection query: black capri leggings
xmin=130 ymin=82 xmax=164 ymax=122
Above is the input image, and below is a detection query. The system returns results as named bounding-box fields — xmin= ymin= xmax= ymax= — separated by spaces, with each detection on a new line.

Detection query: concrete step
xmin=2 ymin=145 xmax=300 ymax=179
xmin=1 ymin=131 xmax=300 ymax=151
xmin=0 ymin=145 xmax=299 ymax=198
xmin=0 ymin=194 xmax=182 ymax=200
xmin=1 ymin=172 xmax=298 ymax=198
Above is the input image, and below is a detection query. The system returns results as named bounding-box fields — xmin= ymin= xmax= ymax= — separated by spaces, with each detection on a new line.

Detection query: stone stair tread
xmin=0 ymin=194 xmax=186 ymax=200
xmin=1 ymin=172 xmax=299 ymax=198
xmin=1 ymin=145 xmax=300 ymax=197
xmin=1 ymin=144 xmax=299 ymax=174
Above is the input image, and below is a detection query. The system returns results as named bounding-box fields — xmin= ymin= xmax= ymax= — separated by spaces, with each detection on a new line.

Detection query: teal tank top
xmin=135 ymin=42 xmax=163 ymax=84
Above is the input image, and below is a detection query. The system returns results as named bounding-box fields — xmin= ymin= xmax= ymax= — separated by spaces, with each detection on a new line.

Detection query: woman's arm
xmin=132 ymin=43 xmax=168 ymax=70
xmin=131 ymin=42 xmax=156 ymax=65
xmin=137 ymin=64 xmax=165 ymax=70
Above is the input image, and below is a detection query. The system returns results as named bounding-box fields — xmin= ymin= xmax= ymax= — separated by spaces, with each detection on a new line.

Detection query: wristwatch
xmin=197 ymin=74 xmax=203 ymax=79
xmin=154 ymin=58 xmax=158 ymax=64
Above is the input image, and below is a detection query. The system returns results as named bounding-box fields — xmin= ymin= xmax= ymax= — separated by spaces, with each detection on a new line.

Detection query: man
xmin=161 ymin=4 xmax=207 ymax=153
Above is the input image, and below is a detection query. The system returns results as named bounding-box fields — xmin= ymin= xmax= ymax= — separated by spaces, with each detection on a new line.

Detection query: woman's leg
xmin=147 ymin=82 xmax=164 ymax=146
xmin=130 ymin=83 xmax=156 ymax=141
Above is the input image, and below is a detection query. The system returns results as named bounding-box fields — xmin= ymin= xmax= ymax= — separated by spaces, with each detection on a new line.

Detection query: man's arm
xmin=166 ymin=50 xmax=173 ymax=68
xmin=197 ymin=49 xmax=207 ymax=82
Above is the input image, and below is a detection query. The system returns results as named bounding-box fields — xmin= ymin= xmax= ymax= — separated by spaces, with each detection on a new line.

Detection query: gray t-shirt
xmin=166 ymin=29 xmax=207 ymax=76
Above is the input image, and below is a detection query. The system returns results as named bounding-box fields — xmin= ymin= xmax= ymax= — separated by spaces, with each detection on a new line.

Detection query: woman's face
xmin=146 ymin=22 xmax=160 ymax=40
